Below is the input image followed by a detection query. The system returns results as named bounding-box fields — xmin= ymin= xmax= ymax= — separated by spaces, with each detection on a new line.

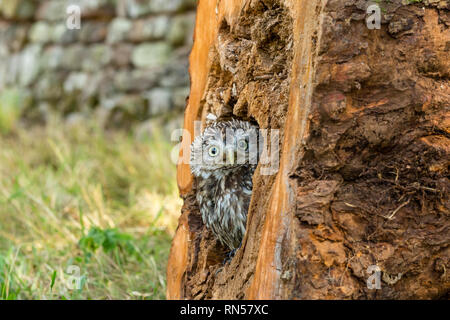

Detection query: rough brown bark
xmin=167 ymin=0 xmax=450 ymax=300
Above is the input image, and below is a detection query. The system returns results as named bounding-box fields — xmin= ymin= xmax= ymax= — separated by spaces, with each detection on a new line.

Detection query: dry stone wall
xmin=0 ymin=0 xmax=196 ymax=126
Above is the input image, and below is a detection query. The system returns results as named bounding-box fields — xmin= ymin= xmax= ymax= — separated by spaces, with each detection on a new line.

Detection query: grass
xmin=0 ymin=116 xmax=182 ymax=299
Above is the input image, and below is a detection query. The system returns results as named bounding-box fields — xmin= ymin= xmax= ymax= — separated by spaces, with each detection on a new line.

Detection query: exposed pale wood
xmin=247 ymin=0 xmax=326 ymax=299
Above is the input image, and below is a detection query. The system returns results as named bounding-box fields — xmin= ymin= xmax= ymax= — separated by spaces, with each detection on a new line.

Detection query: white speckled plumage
xmin=190 ymin=119 xmax=258 ymax=250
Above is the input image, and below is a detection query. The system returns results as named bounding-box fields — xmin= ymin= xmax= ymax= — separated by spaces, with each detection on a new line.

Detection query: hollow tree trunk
xmin=167 ymin=0 xmax=449 ymax=300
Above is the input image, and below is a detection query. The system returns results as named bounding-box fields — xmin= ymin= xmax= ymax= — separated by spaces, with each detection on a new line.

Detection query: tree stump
xmin=167 ymin=0 xmax=449 ymax=299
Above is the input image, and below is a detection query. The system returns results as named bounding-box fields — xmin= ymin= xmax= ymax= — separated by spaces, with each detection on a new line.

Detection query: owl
xmin=190 ymin=118 xmax=259 ymax=252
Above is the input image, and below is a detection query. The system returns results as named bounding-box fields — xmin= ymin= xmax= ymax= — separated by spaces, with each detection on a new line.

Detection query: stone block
xmin=145 ymin=87 xmax=173 ymax=116
xmin=79 ymin=21 xmax=108 ymax=43
xmin=19 ymin=44 xmax=42 ymax=86
xmin=128 ymin=16 xmax=170 ymax=42
xmin=29 ymin=22 xmax=52 ymax=43
xmin=64 ymin=72 xmax=89 ymax=93
xmin=41 ymin=46 xmax=64 ymax=70
xmin=61 ymin=45 xmax=85 ymax=70
xmin=35 ymin=1 xmax=67 ymax=21
xmin=168 ymin=12 xmax=196 ymax=47
xmin=0 ymin=24 xmax=28 ymax=52
xmin=132 ymin=42 xmax=172 ymax=69
xmin=172 ymin=87 xmax=190 ymax=110
xmin=51 ymin=23 xmax=79 ymax=44
xmin=0 ymin=0 xmax=36 ymax=20
xmin=114 ymin=69 xmax=161 ymax=92
xmin=159 ymin=61 xmax=189 ymax=87
xmin=33 ymin=72 xmax=64 ymax=100
xmin=107 ymin=18 xmax=132 ymax=44
xmin=111 ymin=44 xmax=133 ymax=67
xmin=81 ymin=44 xmax=112 ymax=71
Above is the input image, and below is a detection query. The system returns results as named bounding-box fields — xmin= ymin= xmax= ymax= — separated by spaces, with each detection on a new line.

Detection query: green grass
xmin=0 ymin=88 xmax=29 ymax=135
xmin=0 ymin=116 xmax=181 ymax=299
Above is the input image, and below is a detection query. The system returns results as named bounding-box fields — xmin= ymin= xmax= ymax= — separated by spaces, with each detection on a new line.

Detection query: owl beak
xmin=225 ymin=148 xmax=235 ymax=165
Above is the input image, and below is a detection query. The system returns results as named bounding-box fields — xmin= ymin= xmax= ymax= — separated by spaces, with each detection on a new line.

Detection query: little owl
xmin=190 ymin=118 xmax=259 ymax=252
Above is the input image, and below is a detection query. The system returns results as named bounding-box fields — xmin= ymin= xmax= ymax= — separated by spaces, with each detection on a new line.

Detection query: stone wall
xmin=0 ymin=0 xmax=196 ymax=127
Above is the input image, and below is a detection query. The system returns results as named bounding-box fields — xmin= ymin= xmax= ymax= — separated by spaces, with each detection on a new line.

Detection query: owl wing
xmin=196 ymin=180 xmax=216 ymax=227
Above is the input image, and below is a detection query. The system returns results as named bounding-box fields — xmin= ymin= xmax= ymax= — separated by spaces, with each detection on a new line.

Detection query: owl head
xmin=190 ymin=119 xmax=259 ymax=178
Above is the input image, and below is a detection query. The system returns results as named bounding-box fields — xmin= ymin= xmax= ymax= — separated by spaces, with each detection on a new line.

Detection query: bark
xmin=167 ymin=0 xmax=450 ymax=300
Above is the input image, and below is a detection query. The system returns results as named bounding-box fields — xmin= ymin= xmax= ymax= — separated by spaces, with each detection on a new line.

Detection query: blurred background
xmin=0 ymin=0 xmax=196 ymax=299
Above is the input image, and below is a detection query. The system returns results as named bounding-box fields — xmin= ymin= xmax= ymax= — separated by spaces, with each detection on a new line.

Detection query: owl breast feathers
xmin=190 ymin=119 xmax=258 ymax=250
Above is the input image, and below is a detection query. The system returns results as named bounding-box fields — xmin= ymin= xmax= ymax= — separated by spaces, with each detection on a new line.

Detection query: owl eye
xmin=208 ymin=146 xmax=219 ymax=157
xmin=237 ymin=139 xmax=248 ymax=151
